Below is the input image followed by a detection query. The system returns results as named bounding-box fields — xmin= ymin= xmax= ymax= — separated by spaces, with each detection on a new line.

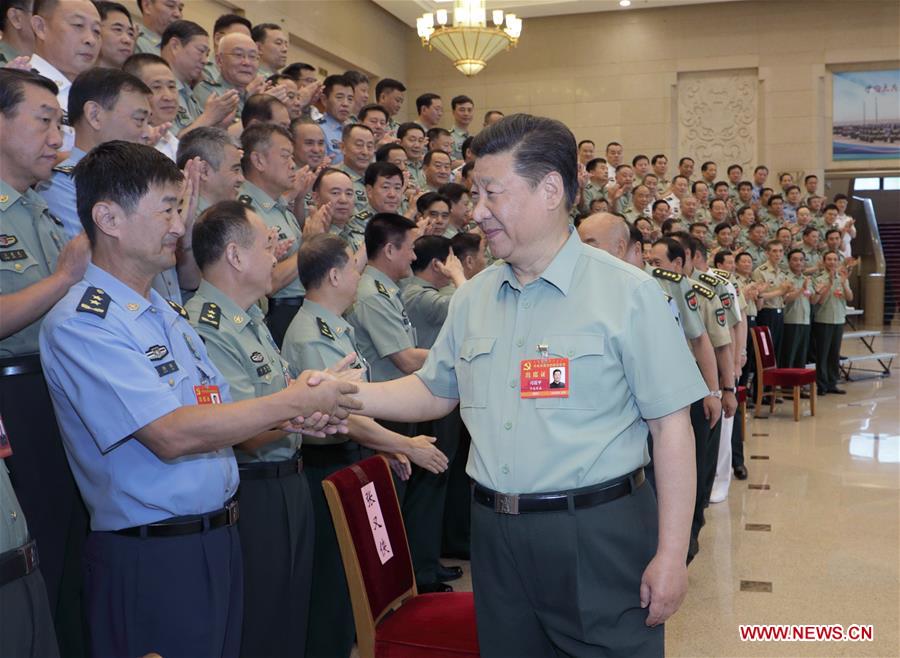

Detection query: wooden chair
xmin=323 ymin=455 xmax=479 ymax=658
xmin=737 ymin=385 xmax=748 ymax=441
xmin=750 ymin=325 xmax=816 ymax=421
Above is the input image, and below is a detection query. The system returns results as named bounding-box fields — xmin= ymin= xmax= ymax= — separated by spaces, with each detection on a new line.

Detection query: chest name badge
xmin=194 ymin=385 xmax=222 ymax=405
xmin=520 ymin=357 xmax=569 ymax=399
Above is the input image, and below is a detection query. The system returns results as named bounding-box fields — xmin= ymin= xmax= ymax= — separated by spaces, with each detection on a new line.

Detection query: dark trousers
xmin=731 ymin=403 xmax=745 ymax=469
xmin=0 ymin=364 xmax=88 ymax=656
xmin=781 ymin=322 xmax=811 ymax=368
xmin=470 ymin=480 xmax=663 ymax=657
xmin=689 ymin=399 xmax=719 ymax=550
xmin=0 ymin=569 xmax=59 ymax=658
xmin=266 ymin=298 xmax=303 ymax=348
xmin=756 ymin=308 xmax=784 ymax=359
xmin=442 ymin=423 xmax=472 ymax=558
xmin=83 ymin=525 xmax=242 ymax=658
xmin=237 ymin=468 xmax=314 ymax=658
xmin=739 ymin=315 xmax=756 ymax=396
xmin=813 ymin=322 xmax=844 ymax=391
xmin=402 ymin=409 xmax=461 ymax=584
xmin=304 ymin=442 xmax=364 ymax=658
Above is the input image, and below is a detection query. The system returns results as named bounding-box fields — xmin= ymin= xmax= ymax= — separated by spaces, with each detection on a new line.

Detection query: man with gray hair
xmin=176 ymin=126 xmax=245 ymax=216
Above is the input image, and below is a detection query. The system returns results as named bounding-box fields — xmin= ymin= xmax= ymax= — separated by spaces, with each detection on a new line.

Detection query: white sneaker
xmin=709 ymin=488 xmax=729 ymax=504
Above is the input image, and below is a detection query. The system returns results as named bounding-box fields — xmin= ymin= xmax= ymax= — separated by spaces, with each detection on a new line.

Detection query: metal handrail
xmin=853 ymin=195 xmax=886 ymax=275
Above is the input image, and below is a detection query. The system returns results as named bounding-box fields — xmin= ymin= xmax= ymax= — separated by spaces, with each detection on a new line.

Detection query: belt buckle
xmin=225 ymin=500 xmax=240 ymax=525
xmin=20 ymin=541 xmax=39 ymax=573
xmin=494 ymin=493 xmax=519 ymax=515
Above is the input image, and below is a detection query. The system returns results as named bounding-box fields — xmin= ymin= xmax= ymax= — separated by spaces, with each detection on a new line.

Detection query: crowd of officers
xmin=0 ymin=1 xmax=858 ymax=657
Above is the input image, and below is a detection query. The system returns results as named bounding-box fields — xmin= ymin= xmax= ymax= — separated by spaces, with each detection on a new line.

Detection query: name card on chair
xmin=361 ymin=481 xmax=394 ymax=565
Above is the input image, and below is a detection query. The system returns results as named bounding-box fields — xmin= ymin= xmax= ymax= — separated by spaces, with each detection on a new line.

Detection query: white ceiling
xmin=372 ymin=0 xmax=747 ymax=27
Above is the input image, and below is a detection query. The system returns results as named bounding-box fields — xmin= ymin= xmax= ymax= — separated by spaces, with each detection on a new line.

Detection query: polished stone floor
xmin=359 ymin=329 xmax=900 ymax=657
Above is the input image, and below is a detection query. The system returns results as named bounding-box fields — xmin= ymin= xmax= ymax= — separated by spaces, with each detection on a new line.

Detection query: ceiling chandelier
xmin=416 ymin=1 xmax=523 ymax=77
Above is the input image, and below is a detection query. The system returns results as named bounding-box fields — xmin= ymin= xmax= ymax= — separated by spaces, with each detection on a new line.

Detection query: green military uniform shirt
xmin=650 ymin=268 xmax=705 ymax=341
xmin=328 ymin=216 xmax=367 ymax=254
xmin=735 ymin=273 xmax=757 ymax=317
xmin=1 ymin=459 xmax=29 ymax=553
xmin=449 ymin=126 xmax=469 ymax=161
xmin=0 ymin=40 xmax=21 ymax=65
xmin=812 ymin=272 xmax=849 ymax=325
xmin=580 ymin=180 xmax=606 ymax=213
xmin=415 ymin=229 xmax=708 ymax=493
xmin=195 ymin=72 xmax=245 ymax=119
xmin=346 ymin=265 xmax=417 ymax=382
xmin=399 ymin=276 xmax=453 ymax=349
xmin=0 ymin=181 xmax=65 ymax=356
xmin=174 ymin=79 xmax=204 ymax=135
xmin=695 ymin=269 xmax=741 ymax=328
xmin=801 ymin=244 xmax=822 ymax=272
xmin=687 ymin=278 xmax=731 ymax=347
xmin=783 ymin=272 xmax=813 ymax=325
xmin=185 ymin=280 xmax=299 ymax=463
xmin=742 ymin=242 xmax=768 ymax=270
xmin=655 ymin=177 xmax=670 ymax=197
xmin=134 ymin=22 xmax=161 ymax=55
xmin=337 ymin=163 xmax=369 ymax=215
xmin=238 ymin=181 xmax=305 ymax=298
xmin=407 ymin=160 xmax=426 ymax=191
xmin=752 ymin=260 xmax=788 ymax=310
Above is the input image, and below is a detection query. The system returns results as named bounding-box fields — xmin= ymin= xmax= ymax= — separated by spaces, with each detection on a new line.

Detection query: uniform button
xmin=501 ymin=465 xmax=510 ymax=475
xmin=149 ymin=307 xmax=157 ymax=313
xmin=504 ymin=421 xmax=512 ymax=430
xmin=523 ymin=301 xmax=531 ymax=309
xmin=516 ymin=338 xmax=524 ymax=347
xmin=9 ymin=510 xmax=16 ymax=521
xmin=168 ymin=378 xmax=175 ymax=386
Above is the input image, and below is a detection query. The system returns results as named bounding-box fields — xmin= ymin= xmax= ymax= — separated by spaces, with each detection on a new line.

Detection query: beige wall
xmin=403 ymin=0 xmax=900 ymax=179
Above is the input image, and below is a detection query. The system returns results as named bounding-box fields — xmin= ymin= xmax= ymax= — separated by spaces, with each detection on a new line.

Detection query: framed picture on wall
xmin=832 ymin=69 xmax=900 ymax=160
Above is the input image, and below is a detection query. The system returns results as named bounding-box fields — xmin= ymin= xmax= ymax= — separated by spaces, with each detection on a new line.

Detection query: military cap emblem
xmin=652 ymin=267 xmax=683 ymax=283
xmin=199 ymin=302 xmax=221 ymax=329
xmin=720 ymin=293 xmax=733 ymax=310
xmin=0 ymin=234 xmax=18 ymax=248
xmin=715 ymin=308 xmax=727 ymax=327
xmin=0 ymin=249 xmax=26 ymax=262
xmin=76 ymin=287 xmax=111 ymax=318
xmin=692 ymin=283 xmax=716 ymax=300
xmin=317 ymin=317 xmax=335 ymax=341
xmin=250 ymin=351 xmax=265 ymax=363
xmin=375 ymin=280 xmax=391 ymax=299
xmin=684 ymin=289 xmax=698 ymax=311
xmin=167 ymin=299 xmax=190 ymax=320
xmin=145 ymin=345 xmax=169 ymax=361
xmin=238 ymin=194 xmax=254 ymax=208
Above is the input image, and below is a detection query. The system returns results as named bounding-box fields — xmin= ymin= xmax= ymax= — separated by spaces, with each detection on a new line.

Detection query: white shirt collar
xmin=28 ymin=52 xmax=71 ymax=109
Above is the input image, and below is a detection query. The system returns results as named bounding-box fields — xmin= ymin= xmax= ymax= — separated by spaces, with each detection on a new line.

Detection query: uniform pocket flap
xmin=459 ymin=336 xmax=497 ymax=362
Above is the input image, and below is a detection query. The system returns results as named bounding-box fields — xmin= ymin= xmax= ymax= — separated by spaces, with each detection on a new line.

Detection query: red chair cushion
xmin=375 ymin=592 xmax=479 ymax=657
xmin=763 ymin=367 xmax=817 ymax=386
xmin=325 ymin=457 xmax=415 ymax=621
xmin=737 ymin=385 xmax=748 ymax=404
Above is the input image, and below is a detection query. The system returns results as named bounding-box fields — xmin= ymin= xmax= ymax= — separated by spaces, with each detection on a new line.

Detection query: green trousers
xmin=781 ymin=322 xmax=811 ymax=368
xmin=812 ymin=322 xmax=843 ymax=390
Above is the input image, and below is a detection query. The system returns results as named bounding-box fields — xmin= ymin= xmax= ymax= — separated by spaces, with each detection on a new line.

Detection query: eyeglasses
xmin=225 ymin=50 xmax=259 ymax=62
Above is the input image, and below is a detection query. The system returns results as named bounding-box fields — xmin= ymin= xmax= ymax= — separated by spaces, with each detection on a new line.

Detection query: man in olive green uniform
xmin=239 ymin=123 xmax=306 ymax=346
xmin=195 ymin=33 xmax=258 ymax=118
xmin=352 ymin=116 xmax=708 ymax=656
xmin=741 ymin=222 xmax=769 ymax=269
xmin=753 ymin=240 xmax=791 ymax=359
xmin=186 ymin=200 xmax=312 ymax=658
xmin=338 ymin=124 xmax=375 ymax=215
xmin=350 ymin=161 xmax=405 ymax=246
xmin=311 ymin=167 xmax=364 ymax=253
xmin=621 ymin=183 xmax=653 ymax=224
xmin=812 ymin=251 xmax=853 ymax=394
xmin=780 ymin=248 xmax=814 ymax=368
xmin=0 ymin=0 xmax=33 ymax=64
xmin=800 ymin=226 xmax=822 ymax=274
xmin=0 ymin=70 xmax=91 ymax=655
xmin=282 ymin=234 xmax=449 ymax=657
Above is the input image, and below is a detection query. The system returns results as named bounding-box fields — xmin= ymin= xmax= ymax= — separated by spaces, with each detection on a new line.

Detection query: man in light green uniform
xmin=351 ymin=115 xmax=708 ymax=656
xmin=812 ymin=251 xmax=853 ymax=395
xmin=337 ymin=124 xmax=375 ymax=215
xmin=186 ymin=200 xmax=312 ymax=658
xmin=311 ymin=167 xmax=363 ymax=252
xmin=194 ymin=33 xmax=258 ymax=118
xmin=753 ymin=240 xmax=791 ymax=359
xmin=781 ymin=248 xmax=814 ymax=368
xmin=0 ymin=0 xmax=33 ymax=64
xmin=133 ymin=0 xmax=182 ymax=55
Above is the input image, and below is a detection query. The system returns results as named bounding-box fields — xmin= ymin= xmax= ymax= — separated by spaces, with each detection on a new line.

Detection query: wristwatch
xmin=722 ymin=387 xmax=736 ymax=393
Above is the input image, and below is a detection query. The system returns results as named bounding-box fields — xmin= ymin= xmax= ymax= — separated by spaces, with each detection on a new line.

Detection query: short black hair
xmin=661 ymin=218 xmax=682 ymax=235
xmin=323 ymin=74 xmax=352 ymax=96
xmin=823 ymin=203 xmax=838 ymax=213
xmin=804 ymin=174 xmax=818 ymax=183
xmin=311 ymin=166 xmax=351 ymax=193
xmin=364 ymin=161 xmax=402 ymax=187
xmin=358 ymin=103 xmax=388 ymax=123
xmin=767 ymin=194 xmax=783 ymax=207
xmin=679 ymin=157 xmax=694 ymax=166
xmin=833 ymin=193 xmax=848 ymax=202
xmin=240 ymin=123 xmax=292 ymax=174
xmin=735 ymin=251 xmax=753 ymax=265
xmin=364 ymin=213 xmax=416 ymax=260
xmin=737 ymin=181 xmax=752 ymax=191
xmin=754 ymin=165 xmax=768 ymax=174
xmin=411 ymin=235 xmax=451 ymax=273
xmin=342 ymin=69 xmax=369 ymax=89
xmin=824 ymin=228 xmax=841 ymax=240
xmin=786 ymin=248 xmax=805 ymax=261
xmin=651 ymin=154 xmax=667 ymax=165
xmin=802 ymin=226 xmax=819 ymax=237
xmin=176 ymin=126 xmax=238 ymax=170
xmin=577 ymin=139 xmax=595 ymax=149
xmin=632 ymin=154 xmax=649 ymax=166
xmin=192 ymin=200 xmax=255 ymax=270
xmin=438 ymin=182 xmax=468 ymax=204
xmin=123 ymin=52 xmax=170 ymax=78
xmin=450 ymin=232 xmax=481 ymax=261
xmin=653 ymin=237 xmax=685 ymax=265
xmin=161 ymin=19 xmax=207 ymax=50
xmin=298 ymin=233 xmax=350 ymax=290
xmin=375 ymin=77 xmax=405 ymax=99
xmin=74 ymin=141 xmax=183 ymax=245
xmin=713 ymin=249 xmax=733 ymax=267
xmin=68 ymin=66 xmax=150 ymax=127
xmin=375 ymin=143 xmax=406 ymax=163
xmin=397 ymin=122 xmax=424 ymax=141
xmin=250 ymin=22 xmax=280 ymax=43
xmin=727 ymin=164 xmax=743 ymax=175
xmin=710 ymin=198 xmax=727 ymax=209
xmin=784 ymin=184 xmax=800 ymax=195
xmin=415 ymin=191 xmax=450 ymax=215
xmin=652 ymin=199 xmax=670 ymax=212
xmin=451 ymin=94 xmax=473 ymax=110
xmin=0 ymin=69 xmax=59 ymax=118
xmin=461 ymin=135 xmax=474 ymax=158
xmin=471 ymin=113 xmax=577 ymax=209
xmin=460 ymin=161 xmax=475 ymax=180
xmin=713 ymin=181 xmax=729 ymax=191
xmin=241 ymin=93 xmax=288 ymax=128
xmin=700 ymin=161 xmax=716 ymax=172
xmin=282 ymin=61 xmax=315 ymax=80
xmin=94 ymin=1 xmax=131 ymax=23
xmin=423 ymin=149 xmax=450 ymax=167
xmin=427 ymin=126 xmax=451 ymax=143
xmin=415 ymin=92 xmax=441 ymax=114
xmin=213 ymin=13 xmax=251 ymax=35
xmin=1 ymin=0 xmax=32 ymax=32
xmin=714 ymin=222 xmax=731 ymax=235
xmin=585 ymin=157 xmax=607 ymax=172
xmin=606 ymin=141 xmax=622 ymax=151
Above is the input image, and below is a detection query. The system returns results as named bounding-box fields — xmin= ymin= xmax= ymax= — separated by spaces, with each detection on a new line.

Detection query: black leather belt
xmin=473 ymin=468 xmax=645 ymax=515
xmin=0 ymin=354 xmax=42 ymax=377
xmin=114 ymin=500 xmax=239 ymax=538
xmin=0 ymin=539 xmax=39 ymax=587
xmin=238 ymin=456 xmax=303 ymax=480
xmin=268 ymin=296 xmax=304 ymax=308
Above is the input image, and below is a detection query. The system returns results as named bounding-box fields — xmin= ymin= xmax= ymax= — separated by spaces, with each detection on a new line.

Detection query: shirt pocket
xmin=535 ymin=334 xmax=606 ymax=410
xmin=456 ymin=336 xmax=496 ymax=409
xmin=0 ymin=249 xmax=41 ymax=281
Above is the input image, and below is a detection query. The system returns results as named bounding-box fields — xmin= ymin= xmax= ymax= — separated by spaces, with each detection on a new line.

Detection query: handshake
xmin=279 ymin=354 xmax=365 ymax=437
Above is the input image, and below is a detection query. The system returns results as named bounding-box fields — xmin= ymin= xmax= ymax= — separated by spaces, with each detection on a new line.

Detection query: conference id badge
xmin=0 ymin=416 xmax=11 ymax=458
xmin=194 ymin=385 xmax=223 ymax=405
xmin=520 ymin=357 xmax=569 ymax=399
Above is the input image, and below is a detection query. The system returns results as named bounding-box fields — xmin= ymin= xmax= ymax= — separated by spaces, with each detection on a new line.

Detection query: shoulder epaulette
xmin=692 ymin=283 xmax=716 ymax=300
xmin=76 ymin=287 xmax=110 ymax=318
xmin=198 ymin=302 xmax=220 ymax=329
xmin=374 ymin=280 xmax=391 ymax=299
xmin=238 ymin=194 xmax=254 ymax=208
xmin=652 ymin=267 xmax=683 ymax=282
xmin=167 ymin=299 xmax=189 ymax=320
xmin=697 ymin=271 xmax=721 ymax=288
xmin=53 ymin=164 xmax=74 ymax=176
xmin=317 ymin=317 xmax=335 ymax=341
xmin=712 ymin=268 xmax=731 ymax=281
